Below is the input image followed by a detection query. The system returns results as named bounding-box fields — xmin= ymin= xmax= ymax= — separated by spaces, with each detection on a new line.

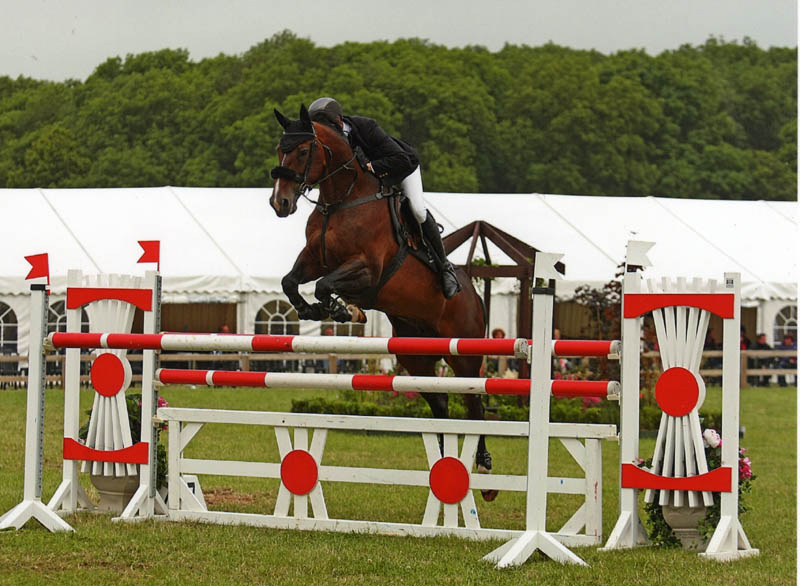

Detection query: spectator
xmin=489 ymin=328 xmax=512 ymax=376
xmin=750 ymin=333 xmax=771 ymax=387
xmin=740 ymin=328 xmax=751 ymax=350
xmin=320 ymin=326 xmax=335 ymax=373
xmin=777 ymin=334 xmax=797 ymax=387
xmin=553 ymin=328 xmax=570 ymax=376
xmin=212 ymin=324 xmax=232 ymax=370
xmin=704 ymin=329 xmax=722 ymax=384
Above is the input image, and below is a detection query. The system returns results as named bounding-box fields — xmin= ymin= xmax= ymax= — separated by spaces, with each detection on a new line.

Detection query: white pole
xmin=0 ymin=285 xmax=73 ymax=532
xmin=483 ymin=252 xmax=586 ymax=567
xmin=701 ymin=272 xmax=758 ymax=560
xmin=119 ymin=271 xmax=166 ymax=520
xmin=49 ymin=270 xmax=93 ymax=514
xmin=602 ymin=242 xmax=651 ymax=550
xmin=22 ymin=285 xmax=47 ymax=503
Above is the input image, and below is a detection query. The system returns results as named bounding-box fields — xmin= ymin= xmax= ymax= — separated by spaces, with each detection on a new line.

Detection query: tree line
xmin=0 ymin=31 xmax=795 ymax=199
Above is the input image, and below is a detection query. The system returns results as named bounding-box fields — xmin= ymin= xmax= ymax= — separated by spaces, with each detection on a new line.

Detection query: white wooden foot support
xmin=483 ymin=529 xmax=587 ymax=567
xmin=0 ymin=500 xmax=74 ymax=532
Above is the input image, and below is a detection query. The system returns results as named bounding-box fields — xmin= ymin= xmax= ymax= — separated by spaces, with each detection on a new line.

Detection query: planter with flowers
xmin=79 ymin=392 xmax=168 ymax=512
xmin=644 ymin=427 xmax=755 ymax=550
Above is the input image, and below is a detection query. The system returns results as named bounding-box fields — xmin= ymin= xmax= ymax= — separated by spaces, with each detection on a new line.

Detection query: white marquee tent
xmin=1 ymin=187 xmax=797 ymax=358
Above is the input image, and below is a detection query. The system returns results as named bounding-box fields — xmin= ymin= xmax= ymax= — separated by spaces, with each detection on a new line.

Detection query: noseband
xmin=270 ymin=131 xmax=319 ymax=196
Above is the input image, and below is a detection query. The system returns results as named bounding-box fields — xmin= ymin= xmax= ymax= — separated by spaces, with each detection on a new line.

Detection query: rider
xmin=307 ymin=97 xmax=461 ymax=299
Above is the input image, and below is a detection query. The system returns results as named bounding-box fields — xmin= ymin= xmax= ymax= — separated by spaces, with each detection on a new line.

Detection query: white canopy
xmin=2 ymin=187 xmax=796 ymax=301
xmin=428 ymin=192 xmax=798 ymax=302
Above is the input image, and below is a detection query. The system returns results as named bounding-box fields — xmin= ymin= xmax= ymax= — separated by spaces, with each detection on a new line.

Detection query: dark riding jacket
xmin=343 ymin=115 xmax=419 ymax=187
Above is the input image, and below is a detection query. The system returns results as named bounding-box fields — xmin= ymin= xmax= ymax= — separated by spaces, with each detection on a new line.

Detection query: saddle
xmin=357 ymin=190 xmax=437 ymax=308
xmin=387 ymin=192 xmax=437 ymax=272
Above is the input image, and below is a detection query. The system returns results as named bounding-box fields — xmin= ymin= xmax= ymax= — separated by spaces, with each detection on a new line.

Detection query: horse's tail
xmin=455 ymin=266 xmax=489 ymax=338
xmin=477 ymin=287 xmax=489 ymax=338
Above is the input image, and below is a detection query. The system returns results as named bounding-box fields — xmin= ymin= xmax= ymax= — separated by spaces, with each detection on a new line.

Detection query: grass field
xmin=0 ymin=384 xmax=795 ymax=585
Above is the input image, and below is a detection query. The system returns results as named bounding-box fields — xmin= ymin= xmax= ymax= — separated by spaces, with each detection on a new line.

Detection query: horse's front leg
xmin=314 ymin=258 xmax=373 ymax=323
xmin=281 ymin=251 xmax=326 ymax=321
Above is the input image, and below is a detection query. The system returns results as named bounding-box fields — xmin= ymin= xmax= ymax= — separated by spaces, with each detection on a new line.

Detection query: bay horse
xmin=269 ymin=105 xmax=496 ymax=499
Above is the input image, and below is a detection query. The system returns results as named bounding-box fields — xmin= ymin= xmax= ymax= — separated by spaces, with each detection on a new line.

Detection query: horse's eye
xmin=299 ymin=147 xmax=309 ymax=158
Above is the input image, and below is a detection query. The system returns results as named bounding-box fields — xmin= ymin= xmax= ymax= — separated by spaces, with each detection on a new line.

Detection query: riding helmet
xmin=308 ymin=97 xmax=344 ymax=127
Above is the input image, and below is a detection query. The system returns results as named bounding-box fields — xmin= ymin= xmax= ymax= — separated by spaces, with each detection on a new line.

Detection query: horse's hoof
xmin=475 ymin=450 xmax=492 ymax=472
xmin=298 ymin=303 xmax=324 ymax=321
xmin=330 ymin=304 xmax=351 ymax=323
xmin=346 ymin=304 xmax=367 ymax=323
xmin=475 ymin=451 xmax=497 ymax=501
xmin=480 ymin=489 xmax=499 ymax=502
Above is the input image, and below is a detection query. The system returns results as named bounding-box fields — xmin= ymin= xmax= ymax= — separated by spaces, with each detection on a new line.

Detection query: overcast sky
xmin=1 ymin=0 xmax=797 ymax=82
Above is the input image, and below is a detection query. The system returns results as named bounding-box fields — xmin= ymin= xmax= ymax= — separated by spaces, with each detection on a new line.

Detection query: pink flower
xmin=404 ymin=391 xmax=419 ymax=400
xmin=582 ymin=396 xmax=602 ymax=410
xmin=703 ymin=429 xmax=721 ymax=448
xmin=739 ymin=456 xmax=752 ymax=480
xmin=157 ymin=396 xmax=169 ymax=408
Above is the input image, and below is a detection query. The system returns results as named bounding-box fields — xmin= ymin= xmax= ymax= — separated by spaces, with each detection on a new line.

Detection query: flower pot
xmin=661 ymin=503 xmax=708 ymax=551
xmin=90 ymin=473 xmax=140 ymax=513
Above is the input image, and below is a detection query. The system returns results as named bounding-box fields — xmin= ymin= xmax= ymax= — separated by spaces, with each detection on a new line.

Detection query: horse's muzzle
xmin=270 ymin=189 xmax=297 ymax=217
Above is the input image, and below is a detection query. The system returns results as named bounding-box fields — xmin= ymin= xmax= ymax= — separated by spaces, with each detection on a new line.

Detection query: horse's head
xmin=269 ymin=105 xmax=320 ymax=217
xmin=270 ymin=105 xmax=364 ymax=217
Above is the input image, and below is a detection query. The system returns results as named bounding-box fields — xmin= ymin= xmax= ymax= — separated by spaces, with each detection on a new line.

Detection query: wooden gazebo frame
xmin=443 ymin=221 xmax=565 ymax=378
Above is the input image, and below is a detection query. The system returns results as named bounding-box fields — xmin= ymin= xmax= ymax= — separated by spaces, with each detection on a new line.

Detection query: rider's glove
xmin=353 ymin=146 xmax=371 ymax=171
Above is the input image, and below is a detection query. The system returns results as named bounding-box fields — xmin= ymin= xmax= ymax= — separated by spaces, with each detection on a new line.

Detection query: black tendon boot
xmin=421 ymin=211 xmax=461 ymax=299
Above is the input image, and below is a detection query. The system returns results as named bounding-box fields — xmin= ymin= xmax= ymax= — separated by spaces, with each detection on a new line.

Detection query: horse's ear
xmin=274 ymin=109 xmax=291 ymax=130
xmin=299 ymin=104 xmax=314 ymax=132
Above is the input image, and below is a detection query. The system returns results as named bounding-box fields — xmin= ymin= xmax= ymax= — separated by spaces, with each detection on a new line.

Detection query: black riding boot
xmin=421 ymin=211 xmax=461 ymax=299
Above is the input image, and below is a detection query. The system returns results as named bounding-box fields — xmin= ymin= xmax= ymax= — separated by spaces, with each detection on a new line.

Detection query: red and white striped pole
xmin=155 ymin=368 xmax=619 ymax=399
xmin=47 ymin=332 xmax=620 ymax=359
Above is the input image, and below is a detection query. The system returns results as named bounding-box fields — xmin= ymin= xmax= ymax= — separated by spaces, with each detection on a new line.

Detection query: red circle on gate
xmin=655 ymin=367 xmax=700 ymax=417
xmin=90 ymin=353 xmax=127 ymax=397
xmin=280 ymin=450 xmax=318 ymax=495
xmin=429 ymin=457 xmax=470 ymax=504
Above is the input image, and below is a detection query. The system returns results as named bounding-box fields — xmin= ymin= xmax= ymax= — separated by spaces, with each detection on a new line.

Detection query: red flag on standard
xmin=25 ymin=253 xmax=50 ymax=284
xmin=137 ymin=240 xmax=160 ymax=271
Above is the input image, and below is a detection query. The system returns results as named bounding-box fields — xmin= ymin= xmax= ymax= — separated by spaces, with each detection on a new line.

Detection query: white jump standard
xmin=602 ymin=241 xmax=758 ymax=561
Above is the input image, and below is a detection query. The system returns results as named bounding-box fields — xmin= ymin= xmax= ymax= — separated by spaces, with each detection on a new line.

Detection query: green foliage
xmin=290 ymin=390 xmax=678 ymax=430
xmin=291 ymin=394 xmax=467 ymax=419
xmin=0 ymin=32 xmax=794 ymax=198
xmin=644 ymin=497 xmax=682 ymax=548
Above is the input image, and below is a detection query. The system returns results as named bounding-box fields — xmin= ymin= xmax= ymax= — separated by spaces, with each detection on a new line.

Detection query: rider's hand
xmin=353 ymin=145 xmax=370 ymax=171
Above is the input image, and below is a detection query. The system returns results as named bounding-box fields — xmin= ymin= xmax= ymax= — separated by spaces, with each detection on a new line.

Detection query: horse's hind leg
xmin=396 ymin=355 xmax=448 ymax=418
xmin=446 ymin=355 xmax=498 ymax=502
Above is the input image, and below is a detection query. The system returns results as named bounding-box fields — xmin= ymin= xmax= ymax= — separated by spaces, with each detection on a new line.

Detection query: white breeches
xmin=400 ymin=166 xmax=428 ymax=224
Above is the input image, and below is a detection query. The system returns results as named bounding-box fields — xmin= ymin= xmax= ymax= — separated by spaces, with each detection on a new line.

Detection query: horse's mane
xmin=313 ymin=121 xmax=381 ymax=191
xmin=313 ymin=122 xmax=352 ymax=157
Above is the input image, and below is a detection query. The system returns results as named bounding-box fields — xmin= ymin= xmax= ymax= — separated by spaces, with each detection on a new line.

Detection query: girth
xmin=317 ymin=191 xmax=411 ymax=309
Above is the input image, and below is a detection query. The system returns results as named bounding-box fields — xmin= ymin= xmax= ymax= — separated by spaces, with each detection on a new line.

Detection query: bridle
xmin=270 ymin=130 xmax=359 ymax=212
xmin=270 ymin=126 xmax=392 ymax=269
